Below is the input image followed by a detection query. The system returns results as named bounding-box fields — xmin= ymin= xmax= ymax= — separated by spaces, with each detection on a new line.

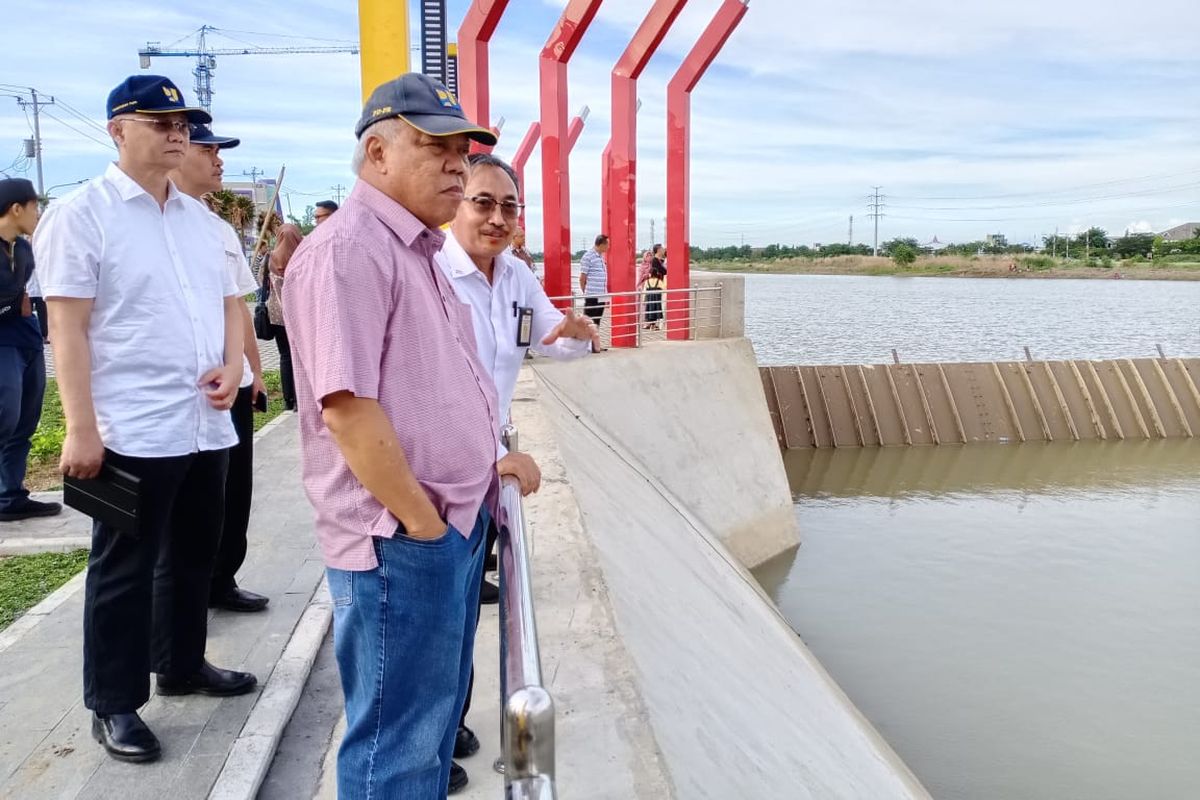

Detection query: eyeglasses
xmin=120 ymin=117 xmax=191 ymax=136
xmin=464 ymin=195 xmax=523 ymax=219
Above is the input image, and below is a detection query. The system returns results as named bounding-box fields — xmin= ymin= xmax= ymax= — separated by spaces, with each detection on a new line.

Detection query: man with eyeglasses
xmin=34 ymin=75 xmax=256 ymax=765
xmin=436 ymin=152 xmax=596 ymax=791
xmin=313 ymin=200 xmax=338 ymax=225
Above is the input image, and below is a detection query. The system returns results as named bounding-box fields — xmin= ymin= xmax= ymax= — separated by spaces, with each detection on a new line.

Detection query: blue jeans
xmin=328 ymin=509 xmax=488 ymax=799
xmin=0 ymin=345 xmax=45 ymax=512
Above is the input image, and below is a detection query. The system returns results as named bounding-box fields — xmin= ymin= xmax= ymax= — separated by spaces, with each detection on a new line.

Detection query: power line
xmin=887 ymin=166 xmax=1200 ymax=201
xmin=40 ymin=109 xmax=115 ymax=151
xmin=889 ymin=181 xmax=1200 ymax=211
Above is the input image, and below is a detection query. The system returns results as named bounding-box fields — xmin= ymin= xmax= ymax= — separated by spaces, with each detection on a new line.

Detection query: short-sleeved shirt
xmin=0 ymin=236 xmax=42 ymax=350
xmin=283 ymin=180 xmax=500 ymax=571
xmin=33 ymin=162 xmax=239 ymax=457
xmin=580 ymin=247 xmax=608 ymax=296
xmin=437 ymin=230 xmax=589 ymax=436
xmin=210 ymin=212 xmax=258 ymax=388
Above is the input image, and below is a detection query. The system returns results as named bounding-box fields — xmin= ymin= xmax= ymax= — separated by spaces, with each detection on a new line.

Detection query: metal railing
xmin=496 ymin=425 xmax=557 ymax=799
xmin=546 ymin=285 xmax=724 ymax=348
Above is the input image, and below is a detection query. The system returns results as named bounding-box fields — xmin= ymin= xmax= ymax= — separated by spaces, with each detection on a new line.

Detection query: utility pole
xmin=242 ymin=167 xmax=264 ymax=184
xmin=331 ymin=184 xmax=346 ymax=204
xmin=15 ymin=89 xmax=55 ymax=198
xmin=867 ymin=186 xmax=885 ymax=256
xmin=650 ymin=218 xmax=655 ymax=249
xmin=1052 ymin=227 xmax=1058 ymax=258
xmin=848 ymin=214 xmax=854 ymax=246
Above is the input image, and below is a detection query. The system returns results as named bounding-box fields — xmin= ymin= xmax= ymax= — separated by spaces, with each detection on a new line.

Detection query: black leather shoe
xmin=91 ymin=712 xmax=161 ymax=763
xmin=479 ymin=579 xmax=500 ymax=605
xmin=156 ymin=661 xmax=257 ymax=697
xmin=0 ymin=499 xmax=63 ymax=522
xmin=454 ymin=725 xmax=480 ymax=759
xmin=448 ymin=761 xmax=469 ymax=794
xmin=209 ymin=586 xmax=270 ymax=612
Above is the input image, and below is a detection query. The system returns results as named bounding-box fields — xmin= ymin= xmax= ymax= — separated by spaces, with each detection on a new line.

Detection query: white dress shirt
xmin=33 ymin=162 xmax=239 ymax=457
xmin=436 ymin=231 xmax=590 ymax=437
xmin=210 ymin=211 xmax=259 ymax=389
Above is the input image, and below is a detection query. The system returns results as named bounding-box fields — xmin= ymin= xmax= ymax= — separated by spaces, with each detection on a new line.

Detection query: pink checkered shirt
xmin=283 ymin=180 xmax=500 ymax=571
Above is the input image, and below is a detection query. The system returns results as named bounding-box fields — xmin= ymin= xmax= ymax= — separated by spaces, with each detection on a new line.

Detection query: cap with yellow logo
xmin=355 ymin=72 xmax=497 ymax=145
xmin=106 ymin=75 xmax=211 ymax=124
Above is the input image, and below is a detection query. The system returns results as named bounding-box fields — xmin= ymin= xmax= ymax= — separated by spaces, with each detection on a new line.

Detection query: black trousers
xmin=460 ymin=520 xmax=500 ymax=726
xmin=211 ymin=386 xmax=254 ymax=593
xmin=272 ymin=324 xmax=296 ymax=410
xmin=583 ymin=297 xmax=606 ymax=329
xmin=82 ymin=447 xmax=229 ymax=714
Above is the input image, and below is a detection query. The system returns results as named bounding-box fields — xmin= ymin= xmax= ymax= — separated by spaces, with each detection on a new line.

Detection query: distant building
xmin=222 ymin=180 xmax=283 ymax=219
xmin=1160 ymin=222 xmax=1199 ymax=242
xmin=985 ymin=233 xmax=1008 ymax=248
xmin=922 ymin=235 xmax=947 ymax=253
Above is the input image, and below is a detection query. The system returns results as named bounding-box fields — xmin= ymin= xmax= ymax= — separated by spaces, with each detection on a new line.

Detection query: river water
xmin=746 ymin=275 xmax=1200 ymax=799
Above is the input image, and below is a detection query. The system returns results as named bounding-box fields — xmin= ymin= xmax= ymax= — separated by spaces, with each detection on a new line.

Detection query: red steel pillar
xmin=513 ymin=108 xmax=588 ymax=233
xmin=539 ymin=0 xmax=603 ymax=303
xmin=608 ymin=0 xmax=689 ymax=347
xmin=666 ymin=0 xmax=748 ymax=340
xmin=457 ymin=0 xmax=511 ymax=153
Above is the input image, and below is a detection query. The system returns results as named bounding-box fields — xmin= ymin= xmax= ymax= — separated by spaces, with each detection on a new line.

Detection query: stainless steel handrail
xmin=498 ymin=425 xmax=557 ymax=800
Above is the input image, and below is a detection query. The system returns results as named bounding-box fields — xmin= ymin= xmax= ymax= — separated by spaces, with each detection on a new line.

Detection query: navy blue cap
xmin=0 ymin=178 xmax=38 ymax=212
xmin=107 ymin=75 xmax=211 ymax=124
xmin=189 ymin=124 xmax=240 ymax=149
xmin=356 ymin=72 xmax=497 ymax=145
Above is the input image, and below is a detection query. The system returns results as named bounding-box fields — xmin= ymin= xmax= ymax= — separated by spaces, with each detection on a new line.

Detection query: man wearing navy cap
xmin=0 ymin=177 xmax=61 ymax=522
xmin=285 ymin=73 xmax=501 ymax=797
xmin=169 ymin=123 xmax=271 ymax=614
xmin=34 ymin=75 xmax=257 ymax=764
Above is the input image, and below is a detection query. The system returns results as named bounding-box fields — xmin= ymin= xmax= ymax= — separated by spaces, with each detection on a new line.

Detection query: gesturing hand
xmin=541 ymin=310 xmax=597 ymax=346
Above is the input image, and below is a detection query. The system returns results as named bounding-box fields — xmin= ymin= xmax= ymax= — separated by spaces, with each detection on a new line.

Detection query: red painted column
xmin=513 ymin=110 xmax=586 ymax=232
xmin=512 ymin=121 xmax=541 ymax=231
xmin=666 ymin=0 xmax=748 ymax=340
xmin=539 ymin=0 xmax=603 ymax=304
xmin=457 ymin=0 xmax=511 ymax=154
xmin=608 ymin=0 xmax=689 ymax=347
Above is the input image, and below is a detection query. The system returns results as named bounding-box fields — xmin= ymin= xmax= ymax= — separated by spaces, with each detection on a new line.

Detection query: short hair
xmin=594 ymin=234 xmax=609 ymax=247
xmin=351 ymin=117 xmax=405 ymax=174
xmin=315 ymin=200 xmax=338 ymax=213
xmin=467 ymin=152 xmax=520 ymax=193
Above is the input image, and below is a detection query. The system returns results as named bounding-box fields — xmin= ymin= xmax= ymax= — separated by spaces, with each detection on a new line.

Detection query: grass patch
xmin=27 ymin=370 xmax=288 ymax=491
xmin=0 ymin=549 xmax=89 ymax=630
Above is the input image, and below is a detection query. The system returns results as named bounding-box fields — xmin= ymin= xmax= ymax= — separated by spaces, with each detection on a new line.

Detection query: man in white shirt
xmin=168 ymin=122 xmax=270 ymax=613
xmin=33 ymin=75 xmax=256 ymax=765
xmin=435 ymin=152 xmax=595 ymax=791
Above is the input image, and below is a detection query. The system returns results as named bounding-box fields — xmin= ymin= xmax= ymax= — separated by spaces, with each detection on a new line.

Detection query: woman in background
xmin=259 ymin=223 xmax=304 ymax=411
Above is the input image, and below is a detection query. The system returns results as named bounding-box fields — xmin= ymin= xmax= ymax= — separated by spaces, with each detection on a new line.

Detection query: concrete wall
xmin=691 ymin=274 xmax=745 ymax=339
xmin=525 ymin=343 xmax=930 ymax=799
xmin=533 ymin=337 xmax=796 ymax=569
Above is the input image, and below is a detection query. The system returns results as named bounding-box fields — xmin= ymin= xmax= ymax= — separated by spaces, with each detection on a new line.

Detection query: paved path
xmin=0 ymin=415 xmax=323 ymax=800
xmin=0 ymin=492 xmax=89 ymax=555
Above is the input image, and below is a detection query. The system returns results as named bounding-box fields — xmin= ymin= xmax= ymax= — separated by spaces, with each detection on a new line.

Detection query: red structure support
xmin=512 ymin=121 xmax=541 ymax=230
xmin=607 ymin=0 xmax=689 ymax=347
xmin=539 ymin=0 xmax=603 ymax=304
xmin=666 ymin=0 xmax=748 ymax=340
xmin=457 ymin=0 xmax=511 ymax=153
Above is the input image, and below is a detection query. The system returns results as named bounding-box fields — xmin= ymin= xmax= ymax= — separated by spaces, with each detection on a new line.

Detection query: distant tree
xmin=1074 ymin=227 xmax=1110 ymax=251
xmin=1112 ymin=233 xmax=1154 ymax=258
xmin=288 ymin=205 xmax=316 ymax=235
xmin=891 ymin=243 xmax=917 ymax=267
xmin=881 ymin=237 xmax=920 ymax=256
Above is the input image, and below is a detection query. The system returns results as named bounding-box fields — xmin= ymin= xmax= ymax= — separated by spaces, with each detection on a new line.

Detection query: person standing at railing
xmin=579 ymin=234 xmax=609 ymax=334
xmin=282 ymin=73 xmax=502 ymax=800
xmin=436 ymin=152 xmax=597 ymax=792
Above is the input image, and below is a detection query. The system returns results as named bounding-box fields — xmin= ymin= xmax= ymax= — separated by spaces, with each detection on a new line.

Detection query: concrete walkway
xmin=0 ymin=492 xmax=89 ymax=555
xmin=0 ymin=414 xmax=325 ymax=800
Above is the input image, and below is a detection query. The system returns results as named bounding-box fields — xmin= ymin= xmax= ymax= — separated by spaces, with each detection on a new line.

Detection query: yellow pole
xmin=359 ymin=0 xmax=411 ymax=102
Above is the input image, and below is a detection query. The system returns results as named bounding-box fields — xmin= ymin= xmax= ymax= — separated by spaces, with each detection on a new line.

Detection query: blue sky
xmin=2 ymin=0 xmax=1198 ymax=250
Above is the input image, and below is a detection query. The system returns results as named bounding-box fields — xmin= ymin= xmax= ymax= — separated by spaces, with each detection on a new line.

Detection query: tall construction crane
xmin=138 ymin=25 xmax=360 ymax=112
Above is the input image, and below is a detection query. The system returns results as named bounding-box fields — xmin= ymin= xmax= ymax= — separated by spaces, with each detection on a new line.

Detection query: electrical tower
xmin=848 ymin=214 xmax=853 ymax=246
xmin=867 ymin=186 xmax=886 ymax=256
xmin=138 ymin=26 xmax=360 ymax=112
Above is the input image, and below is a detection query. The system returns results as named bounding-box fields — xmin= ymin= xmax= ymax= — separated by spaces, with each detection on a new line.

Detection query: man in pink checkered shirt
xmin=283 ymin=73 xmax=501 ymax=799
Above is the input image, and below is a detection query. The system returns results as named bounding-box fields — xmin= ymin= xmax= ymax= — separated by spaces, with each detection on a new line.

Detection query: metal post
xmin=539 ymin=0 xmax=603 ymax=305
xmin=359 ymin=0 xmax=411 ymax=101
xmin=457 ymin=0 xmax=511 ymax=154
xmin=665 ymin=0 xmax=749 ymax=341
xmin=608 ymin=0 xmax=689 ymax=348
xmin=30 ymin=89 xmax=46 ymax=198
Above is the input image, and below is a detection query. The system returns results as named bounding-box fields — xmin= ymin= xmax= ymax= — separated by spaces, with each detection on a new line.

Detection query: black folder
xmin=63 ymin=464 xmax=142 ymax=535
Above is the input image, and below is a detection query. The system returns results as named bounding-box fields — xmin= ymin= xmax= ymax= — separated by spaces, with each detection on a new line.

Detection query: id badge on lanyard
xmin=516 ymin=306 xmax=533 ymax=347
